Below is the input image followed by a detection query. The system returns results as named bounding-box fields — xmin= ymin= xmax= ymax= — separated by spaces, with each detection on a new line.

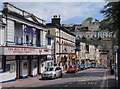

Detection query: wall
xmin=100 ymin=54 xmax=108 ymax=68
xmin=0 ymin=25 xmax=5 ymax=46
xmin=1 ymin=60 xmax=16 ymax=82
xmin=7 ymin=20 xmax=14 ymax=44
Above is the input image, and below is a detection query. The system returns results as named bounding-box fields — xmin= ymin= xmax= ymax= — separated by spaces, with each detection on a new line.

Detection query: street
xmin=3 ymin=68 xmax=107 ymax=89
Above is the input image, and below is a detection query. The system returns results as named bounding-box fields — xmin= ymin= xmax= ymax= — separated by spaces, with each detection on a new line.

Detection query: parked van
xmin=41 ymin=60 xmax=54 ymax=74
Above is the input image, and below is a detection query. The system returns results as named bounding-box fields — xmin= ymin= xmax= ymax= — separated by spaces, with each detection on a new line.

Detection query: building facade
xmin=46 ymin=15 xmax=76 ymax=70
xmin=79 ymin=42 xmax=101 ymax=66
xmin=0 ymin=3 xmax=51 ymax=82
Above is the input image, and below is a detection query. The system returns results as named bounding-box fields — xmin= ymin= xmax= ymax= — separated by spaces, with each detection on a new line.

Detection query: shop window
xmin=10 ymin=64 xmax=15 ymax=72
xmin=23 ymin=62 xmax=28 ymax=70
xmin=6 ymin=63 xmax=15 ymax=72
xmin=6 ymin=64 xmax=10 ymax=71
xmin=33 ymin=61 xmax=37 ymax=68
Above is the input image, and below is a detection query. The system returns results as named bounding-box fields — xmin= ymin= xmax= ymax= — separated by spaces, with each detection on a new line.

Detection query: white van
xmin=41 ymin=60 xmax=54 ymax=74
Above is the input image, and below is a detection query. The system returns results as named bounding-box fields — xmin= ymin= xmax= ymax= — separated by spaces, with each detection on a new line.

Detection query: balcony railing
xmin=26 ymin=41 xmax=33 ymax=46
xmin=14 ymin=37 xmax=23 ymax=45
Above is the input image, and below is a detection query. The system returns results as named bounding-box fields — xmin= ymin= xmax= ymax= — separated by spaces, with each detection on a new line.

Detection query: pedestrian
xmin=65 ymin=64 xmax=67 ymax=70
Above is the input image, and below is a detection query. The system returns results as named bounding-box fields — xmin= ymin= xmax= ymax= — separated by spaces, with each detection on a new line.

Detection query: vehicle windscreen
xmin=69 ymin=66 xmax=75 ymax=68
xmin=46 ymin=67 xmax=54 ymax=71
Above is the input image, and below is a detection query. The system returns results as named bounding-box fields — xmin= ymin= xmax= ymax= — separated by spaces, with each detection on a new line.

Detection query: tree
xmin=100 ymin=19 xmax=112 ymax=30
xmin=86 ymin=17 xmax=93 ymax=22
xmin=101 ymin=1 xmax=120 ymax=47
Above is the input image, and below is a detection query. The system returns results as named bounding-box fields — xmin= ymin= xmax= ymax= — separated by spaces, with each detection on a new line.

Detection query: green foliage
xmin=101 ymin=2 xmax=120 ymax=31
xmin=85 ymin=17 xmax=93 ymax=21
xmin=100 ymin=19 xmax=112 ymax=30
xmin=101 ymin=1 xmax=120 ymax=47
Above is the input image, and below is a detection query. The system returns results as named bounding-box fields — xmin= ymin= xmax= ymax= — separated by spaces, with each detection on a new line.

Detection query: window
xmin=23 ymin=62 xmax=28 ymax=70
xmin=6 ymin=62 xmax=15 ymax=72
xmin=0 ymin=56 xmax=2 ymax=69
xmin=48 ymin=37 xmax=51 ymax=45
xmin=33 ymin=61 xmax=37 ymax=68
xmin=26 ymin=35 xmax=29 ymax=43
xmin=48 ymin=30 xmax=50 ymax=34
xmin=86 ymin=44 xmax=89 ymax=52
xmin=55 ymin=67 xmax=61 ymax=71
xmin=6 ymin=64 xmax=10 ymax=71
xmin=46 ymin=67 xmax=54 ymax=71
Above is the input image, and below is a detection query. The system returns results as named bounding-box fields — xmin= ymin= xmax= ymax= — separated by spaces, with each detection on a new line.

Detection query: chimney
xmin=51 ymin=15 xmax=61 ymax=26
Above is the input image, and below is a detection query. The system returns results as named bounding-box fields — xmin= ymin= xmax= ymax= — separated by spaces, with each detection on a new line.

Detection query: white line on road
xmin=88 ymin=82 xmax=90 ymax=84
xmin=100 ymin=69 xmax=107 ymax=89
xmin=90 ymin=82 xmax=93 ymax=85
xmin=94 ymin=82 xmax=97 ymax=85
xmin=64 ymin=84 xmax=68 ymax=87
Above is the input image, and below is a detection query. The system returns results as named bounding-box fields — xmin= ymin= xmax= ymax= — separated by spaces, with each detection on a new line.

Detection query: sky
xmin=0 ymin=0 xmax=107 ymax=24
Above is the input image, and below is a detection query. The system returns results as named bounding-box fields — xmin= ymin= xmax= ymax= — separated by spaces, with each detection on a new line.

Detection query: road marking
xmin=90 ymin=82 xmax=93 ymax=85
xmin=88 ymin=82 xmax=90 ymax=84
xmin=100 ymin=69 xmax=107 ymax=89
xmin=94 ymin=82 xmax=97 ymax=84
xmin=64 ymin=84 xmax=68 ymax=87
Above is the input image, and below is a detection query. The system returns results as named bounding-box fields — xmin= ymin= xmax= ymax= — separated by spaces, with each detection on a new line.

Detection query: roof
xmin=46 ymin=23 xmax=76 ymax=37
xmin=2 ymin=2 xmax=45 ymax=27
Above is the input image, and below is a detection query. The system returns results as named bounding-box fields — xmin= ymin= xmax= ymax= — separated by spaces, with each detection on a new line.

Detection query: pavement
xmin=2 ymin=70 xmax=67 ymax=87
xmin=1 ymin=68 xmax=117 ymax=89
xmin=107 ymin=69 xmax=117 ymax=89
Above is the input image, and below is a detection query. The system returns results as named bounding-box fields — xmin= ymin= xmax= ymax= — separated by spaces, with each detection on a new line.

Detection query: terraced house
xmin=46 ymin=15 xmax=76 ymax=70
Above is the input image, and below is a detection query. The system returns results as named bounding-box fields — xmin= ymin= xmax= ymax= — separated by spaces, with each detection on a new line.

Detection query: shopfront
xmin=20 ymin=58 xmax=28 ymax=78
xmin=1 ymin=56 xmax=16 ymax=83
xmin=30 ymin=56 xmax=38 ymax=77
xmin=68 ymin=53 xmax=77 ymax=65
xmin=1 ymin=46 xmax=51 ymax=82
xmin=39 ymin=49 xmax=52 ymax=74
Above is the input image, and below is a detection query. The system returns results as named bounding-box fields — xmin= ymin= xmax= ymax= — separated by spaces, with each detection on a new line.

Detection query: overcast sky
xmin=0 ymin=1 xmax=107 ymax=24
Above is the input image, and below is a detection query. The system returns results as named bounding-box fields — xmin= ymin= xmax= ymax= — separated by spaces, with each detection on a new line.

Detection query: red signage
xmin=44 ymin=49 xmax=49 ymax=52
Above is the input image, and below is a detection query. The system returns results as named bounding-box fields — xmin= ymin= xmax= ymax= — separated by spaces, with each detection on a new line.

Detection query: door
xmin=55 ymin=67 xmax=61 ymax=77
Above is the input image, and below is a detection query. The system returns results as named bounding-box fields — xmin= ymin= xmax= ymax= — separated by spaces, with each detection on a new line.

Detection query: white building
xmin=80 ymin=42 xmax=101 ymax=66
xmin=0 ymin=3 xmax=51 ymax=83
xmin=46 ymin=15 xmax=76 ymax=69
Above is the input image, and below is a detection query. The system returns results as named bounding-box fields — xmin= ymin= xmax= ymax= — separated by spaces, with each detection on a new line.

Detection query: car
xmin=87 ymin=64 xmax=91 ymax=68
xmin=78 ymin=64 xmax=85 ymax=70
xmin=41 ymin=66 xmax=62 ymax=79
xmin=84 ymin=64 xmax=88 ymax=69
xmin=66 ymin=65 xmax=78 ymax=73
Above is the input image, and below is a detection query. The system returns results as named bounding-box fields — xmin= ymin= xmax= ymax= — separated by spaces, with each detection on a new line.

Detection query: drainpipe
xmin=117 ymin=48 xmax=120 ymax=89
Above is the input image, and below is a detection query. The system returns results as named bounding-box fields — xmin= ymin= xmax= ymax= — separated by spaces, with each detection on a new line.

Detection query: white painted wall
xmin=1 ymin=60 xmax=16 ymax=82
xmin=33 ymin=28 xmax=36 ymax=46
xmin=1 ymin=71 xmax=16 ymax=82
xmin=42 ymin=31 xmax=46 ymax=46
xmin=7 ymin=20 xmax=14 ymax=43
xmin=0 ymin=26 xmax=5 ymax=46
